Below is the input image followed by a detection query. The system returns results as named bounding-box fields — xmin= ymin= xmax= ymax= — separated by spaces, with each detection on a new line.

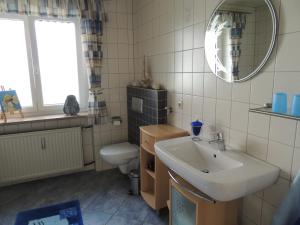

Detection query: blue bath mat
xmin=15 ymin=200 xmax=83 ymax=225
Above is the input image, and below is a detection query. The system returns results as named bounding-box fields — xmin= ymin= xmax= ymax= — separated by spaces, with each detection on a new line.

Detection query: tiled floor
xmin=0 ymin=169 xmax=168 ymax=225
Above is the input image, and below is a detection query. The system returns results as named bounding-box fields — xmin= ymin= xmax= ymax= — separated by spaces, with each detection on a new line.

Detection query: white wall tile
xmin=193 ymin=0 xmax=205 ymax=23
xmin=296 ymin=122 xmax=300 ymax=148
xmin=183 ymin=0 xmax=194 ymax=27
xmin=216 ymin=100 xmax=231 ymax=127
xmin=193 ymin=48 xmax=204 ymax=72
xmin=247 ymin=134 xmax=268 ymax=160
xmin=174 ymin=0 xmax=184 ymax=29
xmin=274 ymin=72 xmax=300 ymax=108
xmin=175 ymin=30 xmax=183 ymax=52
xmin=269 ymin=116 xmax=297 ymax=146
xmin=232 ymin=82 xmax=251 ymax=103
xmin=250 ymin=72 xmax=274 ymax=106
xmin=292 ymin=148 xmax=300 ymax=179
xmin=230 ymin=102 xmax=249 ymax=132
xmin=183 ymin=26 xmax=193 ymax=50
xmin=230 ymin=129 xmax=247 ymax=152
xmin=279 ymin=0 xmax=300 ymax=34
xmin=217 ymin=79 xmax=232 ymax=100
xmin=203 ymin=97 xmax=216 ymax=125
xmin=248 ymin=113 xmax=270 ymax=139
xmin=192 ymin=96 xmax=203 ymax=119
xmin=203 ymin=73 xmax=216 ymax=98
xmin=174 ymin=73 xmax=183 ymax=93
xmin=192 ymin=73 xmax=204 ymax=96
xmin=193 ymin=22 xmax=205 ymax=48
xmin=267 ymin=141 xmax=294 ymax=179
xmin=183 ymin=94 xmax=192 ymax=115
xmin=183 ymin=50 xmax=193 ymax=72
xmin=275 ymin=32 xmax=300 ymax=71
xmin=175 ymin=52 xmax=183 ymax=73
xmin=263 ymin=177 xmax=290 ymax=207
xmin=183 ymin=73 xmax=193 ymax=95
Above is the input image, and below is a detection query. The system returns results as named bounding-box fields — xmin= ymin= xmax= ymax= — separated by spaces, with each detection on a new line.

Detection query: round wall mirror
xmin=205 ymin=0 xmax=277 ymax=83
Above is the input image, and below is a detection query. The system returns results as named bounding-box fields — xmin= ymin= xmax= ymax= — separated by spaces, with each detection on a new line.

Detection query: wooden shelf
xmin=141 ymin=190 xmax=156 ymax=209
xmin=141 ymin=144 xmax=155 ymax=155
xmin=146 ymin=169 xmax=156 ymax=179
xmin=140 ymin=125 xmax=188 ymax=211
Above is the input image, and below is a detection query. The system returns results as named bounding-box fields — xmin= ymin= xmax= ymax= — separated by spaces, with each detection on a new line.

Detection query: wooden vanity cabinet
xmin=140 ymin=125 xmax=188 ymax=211
xmin=169 ymin=172 xmax=239 ymax=225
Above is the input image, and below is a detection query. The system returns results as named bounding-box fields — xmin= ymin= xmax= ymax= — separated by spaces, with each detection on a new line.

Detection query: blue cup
xmin=191 ymin=120 xmax=203 ymax=137
xmin=291 ymin=95 xmax=300 ymax=117
xmin=272 ymin=92 xmax=287 ymax=114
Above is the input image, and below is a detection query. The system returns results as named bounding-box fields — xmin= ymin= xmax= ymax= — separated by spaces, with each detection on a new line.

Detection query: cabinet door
xmin=171 ymin=185 xmax=196 ymax=225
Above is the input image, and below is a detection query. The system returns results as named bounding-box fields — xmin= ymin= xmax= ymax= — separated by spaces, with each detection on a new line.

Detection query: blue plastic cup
xmin=291 ymin=94 xmax=300 ymax=117
xmin=272 ymin=92 xmax=287 ymax=114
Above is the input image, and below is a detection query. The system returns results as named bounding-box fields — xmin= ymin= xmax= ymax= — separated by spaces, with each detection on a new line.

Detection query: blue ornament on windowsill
xmin=63 ymin=95 xmax=80 ymax=116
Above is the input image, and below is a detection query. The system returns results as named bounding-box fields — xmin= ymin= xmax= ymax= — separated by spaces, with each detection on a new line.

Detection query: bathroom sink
xmin=155 ymin=136 xmax=279 ymax=202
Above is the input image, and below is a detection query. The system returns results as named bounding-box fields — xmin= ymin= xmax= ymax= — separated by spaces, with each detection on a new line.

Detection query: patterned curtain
xmin=211 ymin=12 xmax=247 ymax=81
xmin=0 ymin=0 xmax=108 ymax=124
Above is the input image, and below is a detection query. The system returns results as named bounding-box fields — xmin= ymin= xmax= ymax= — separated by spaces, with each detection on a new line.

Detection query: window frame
xmin=0 ymin=14 xmax=88 ymax=116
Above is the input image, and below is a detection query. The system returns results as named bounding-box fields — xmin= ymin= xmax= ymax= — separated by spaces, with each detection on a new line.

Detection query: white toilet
xmin=100 ymin=142 xmax=139 ymax=174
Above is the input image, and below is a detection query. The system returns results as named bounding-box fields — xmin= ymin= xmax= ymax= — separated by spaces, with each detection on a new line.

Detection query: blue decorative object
xmin=15 ymin=200 xmax=83 ymax=225
xmin=191 ymin=120 xmax=203 ymax=140
xmin=291 ymin=94 xmax=300 ymax=117
xmin=272 ymin=92 xmax=287 ymax=114
xmin=63 ymin=95 xmax=80 ymax=116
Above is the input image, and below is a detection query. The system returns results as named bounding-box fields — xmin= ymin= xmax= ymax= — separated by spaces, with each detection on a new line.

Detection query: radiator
xmin=0 ymin=127 xmax=83 ymax=185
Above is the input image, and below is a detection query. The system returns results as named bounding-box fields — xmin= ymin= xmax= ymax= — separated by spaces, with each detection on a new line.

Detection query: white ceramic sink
xmin=155 ymin=136 xmax=279 ymax=202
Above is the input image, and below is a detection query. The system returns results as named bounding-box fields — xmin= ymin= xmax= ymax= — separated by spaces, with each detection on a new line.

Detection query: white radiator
xmin=0 ymin=127 xmax=83 ymax=185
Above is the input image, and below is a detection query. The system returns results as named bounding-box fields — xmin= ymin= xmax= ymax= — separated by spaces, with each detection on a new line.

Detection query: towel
xmin=271 ymin=171 xmax=300 ymax=225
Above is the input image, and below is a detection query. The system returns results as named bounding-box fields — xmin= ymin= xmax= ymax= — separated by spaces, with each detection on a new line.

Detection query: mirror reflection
xmin=205 ymin=0 xmax=276 ymax=82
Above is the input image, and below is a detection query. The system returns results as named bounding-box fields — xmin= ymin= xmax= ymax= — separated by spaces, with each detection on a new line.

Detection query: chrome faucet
xmin=209 ymin=132 xmax=226 ymax=151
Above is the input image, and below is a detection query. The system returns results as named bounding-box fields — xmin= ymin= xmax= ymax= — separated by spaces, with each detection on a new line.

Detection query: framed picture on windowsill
xmin=0 ymin=90 xmax=24 ymax=123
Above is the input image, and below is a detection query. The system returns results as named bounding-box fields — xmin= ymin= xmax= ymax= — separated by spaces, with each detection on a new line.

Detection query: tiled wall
xmin=93 ymin=0 xmax=135 ymax=170
xmin=127 ymin=86 xmax=167 ymax=145
xmin=132 ymin=0 xmax=300 ymax=224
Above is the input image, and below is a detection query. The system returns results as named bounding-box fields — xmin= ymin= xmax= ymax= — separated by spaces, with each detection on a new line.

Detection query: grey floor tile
xmin=106 ymin=215 xmax=142 ymax=225
xmin=115 ymin=195 xmax=152 ymax=222
xmin=143 ymin=208 xmax=169 ymax=225
xmin=0 ymin=169 xmax=168 ymax=225
xmin=82 ymin=210 xmax=112 ymax=225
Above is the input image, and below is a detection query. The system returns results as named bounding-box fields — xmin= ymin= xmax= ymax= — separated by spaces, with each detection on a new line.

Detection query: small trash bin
xmin=129 ymin=169 xmax=140 ymax=195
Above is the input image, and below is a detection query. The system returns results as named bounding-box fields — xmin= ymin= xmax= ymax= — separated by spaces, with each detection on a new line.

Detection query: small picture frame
xmin=0 ymin=90 xmax=23 ymax=123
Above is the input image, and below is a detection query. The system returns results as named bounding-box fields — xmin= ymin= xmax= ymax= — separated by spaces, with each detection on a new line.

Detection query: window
xmin=0 ymin=15 xmax=87 ymax=115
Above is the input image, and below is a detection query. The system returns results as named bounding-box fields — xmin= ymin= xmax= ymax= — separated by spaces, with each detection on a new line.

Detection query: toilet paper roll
xmin=113 ymin=120 xmax=121 ymax=126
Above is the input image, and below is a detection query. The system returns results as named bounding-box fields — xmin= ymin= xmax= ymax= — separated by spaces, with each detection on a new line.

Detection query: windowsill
xmin=0 ymin=112 xmax=89 ymax=126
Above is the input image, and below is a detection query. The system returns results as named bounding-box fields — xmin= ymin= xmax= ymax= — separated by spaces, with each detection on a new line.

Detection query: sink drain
xmin=202 ymin=169 xmax=210 ymax=173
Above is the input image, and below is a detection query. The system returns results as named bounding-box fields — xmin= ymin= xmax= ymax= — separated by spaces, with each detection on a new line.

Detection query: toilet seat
xmin=100 ymin=142 xmax=139 ymax=165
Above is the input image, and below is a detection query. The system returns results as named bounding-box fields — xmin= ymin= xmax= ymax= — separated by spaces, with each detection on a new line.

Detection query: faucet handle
xmin=213 ymin=132 xmax=223 ymax=140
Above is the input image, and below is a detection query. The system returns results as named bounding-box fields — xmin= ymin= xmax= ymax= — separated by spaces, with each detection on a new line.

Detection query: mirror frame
xmin=205 ymin=0 xmax=278 ymax=83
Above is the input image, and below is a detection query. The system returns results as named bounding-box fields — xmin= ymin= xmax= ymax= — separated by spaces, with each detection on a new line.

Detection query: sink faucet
xmin=209 ymin=132 xmax=226 ymax=151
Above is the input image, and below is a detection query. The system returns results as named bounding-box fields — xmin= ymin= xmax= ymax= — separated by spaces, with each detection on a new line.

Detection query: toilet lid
xmin=100 ymin=142 xmax=139 ymax=157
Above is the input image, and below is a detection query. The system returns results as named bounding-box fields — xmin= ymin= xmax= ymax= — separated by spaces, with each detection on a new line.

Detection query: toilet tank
xmin=127 ymin=86 xmax=168 ymax=146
